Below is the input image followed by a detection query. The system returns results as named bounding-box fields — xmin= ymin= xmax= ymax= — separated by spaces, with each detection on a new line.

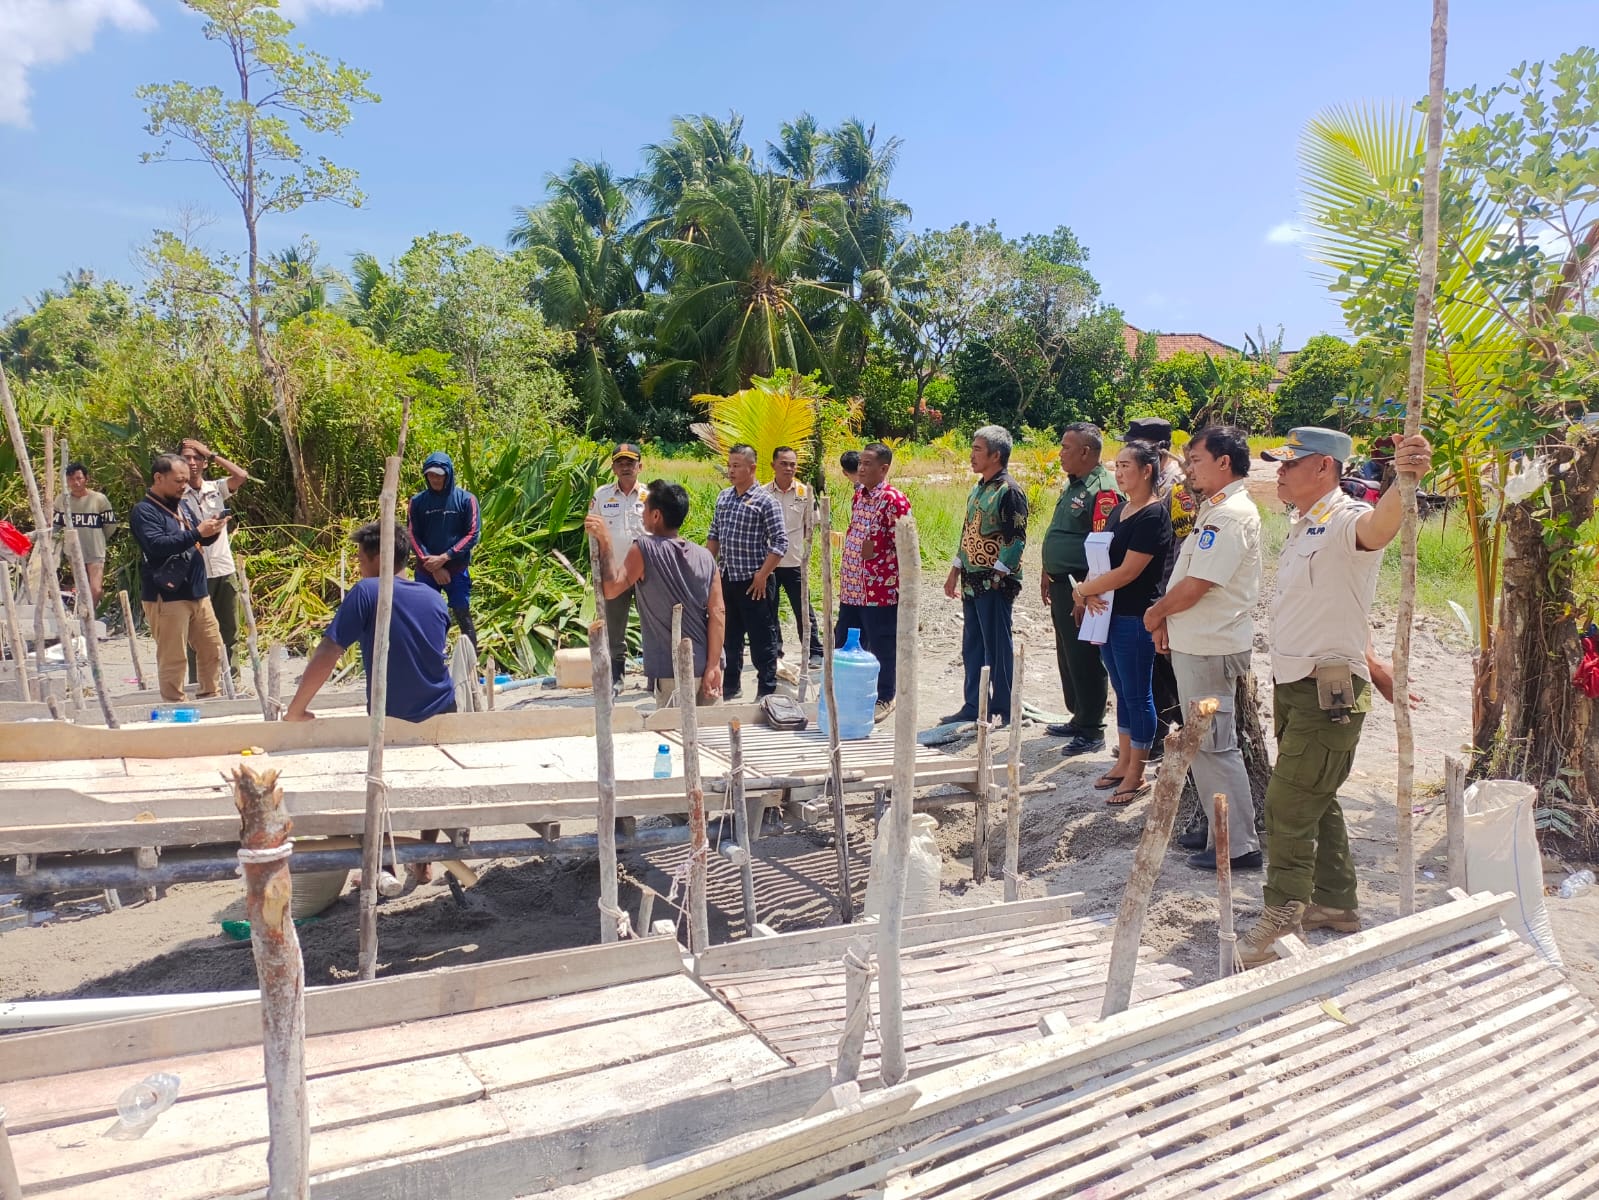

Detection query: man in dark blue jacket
xmin=407 ymin=451 xmax=481 ymax=651
xmin=130 ymin=453 xmax=229 ymax=701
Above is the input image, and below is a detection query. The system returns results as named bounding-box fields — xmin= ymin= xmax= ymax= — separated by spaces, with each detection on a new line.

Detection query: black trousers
xmin=722 ymin=576 xmax=781 ymax=698
xmin=603 ymin=586 xmax=635 ymax=685
xmin=835 ymin=603 xmax=897 ymax=702
xmin=1153 ymin=648 xmax=1181 ymax=732
xmin=770 ymin=565 xmax=823 ymax=660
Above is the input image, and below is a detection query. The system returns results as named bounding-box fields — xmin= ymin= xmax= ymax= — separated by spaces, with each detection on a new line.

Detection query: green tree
xmin=137 ymin=0 xmax=378 ymax=523
xmin=629 ymin=112 xmax=753 ymax=287
xmin=1273 ymin=334 xmax=1361 ymax=431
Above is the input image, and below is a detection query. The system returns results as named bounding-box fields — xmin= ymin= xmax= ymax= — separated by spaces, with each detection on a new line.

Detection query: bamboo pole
xmin=1445 ymin=753 xmax=1468 ymax=890
xmin=589 ymin=532 xmax=621 ymax=945
xmin=729 ymin=720 xmax=759 ymax=936
xmin=673 ymin=605 xmax=710 ymax=953
xmin=878 ymin=513 xmax=920 ymax=1087
xmin=1101 ymin=698 xmax=1219 ymax=1019
xmin=357 ymin=456 xmax=401 ymax=982
xmin=231 ymin=763 xmax=308 ymax=1197
xmin=972 ymin=665 xmax=993 ymax=882
xmin=1392 ymin=0 xmax=1449 ymax=919
xmin=1004 ymin=643 xmax=1026 ymax=901
xmin=0 ymin=563 xmax=31 ymax=702
xmin=237 ymin=560 xmax=271 ymax=719
xmin=34 ymin=427 xmax=54 ymax=692
xmin=58 ymin=440 xmax=118 ymax=728
xmin=0 ymin=384 xmax=83 ymax=709
xmin=819 ymin=494 xmax=854 ymax=923
xmin=797 ymin=493 xmax=816 ymax=704
xmin=1215 ymin=791 xmax=1237 ymax=979
xmin=117 ymin=589 xmax=147 ymax=691
xmin=485 ymin=655 xmax=496 ymax=710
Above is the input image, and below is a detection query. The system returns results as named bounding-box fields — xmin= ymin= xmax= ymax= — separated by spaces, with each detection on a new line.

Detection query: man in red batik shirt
xmin=837 ymin=441 xmax=912 ymax=723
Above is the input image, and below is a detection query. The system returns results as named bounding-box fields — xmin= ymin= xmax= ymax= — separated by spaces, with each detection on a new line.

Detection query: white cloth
xmin=589 ymin=482 xmax=647 ymax=573
xmin=1269 ymin=487 xmax=1382 ymax=684
xmin=185 ymin=477 xmax=236 ymax=579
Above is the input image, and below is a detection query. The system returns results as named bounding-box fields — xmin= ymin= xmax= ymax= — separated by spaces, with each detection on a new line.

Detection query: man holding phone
xmin=181 ymin=437 xmax=249 ymax=683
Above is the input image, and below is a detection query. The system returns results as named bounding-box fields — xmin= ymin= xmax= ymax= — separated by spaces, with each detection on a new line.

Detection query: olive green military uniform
xmin=1041 ymin=463 xmax=1119 ymax=736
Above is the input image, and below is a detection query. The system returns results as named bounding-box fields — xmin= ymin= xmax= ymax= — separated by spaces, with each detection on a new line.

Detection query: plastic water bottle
xmin=1558 ymin=869 xmax=1594 ymax=899
xmin=106 ymin=1072 xmax=180 ymax=1140
xmin=149 ymin=707 xmax=201 ymax=723
xmin=653 ymin=744 xmax=673 ymax=779
xmin=818 ymin=628 xmax=880 ymax=741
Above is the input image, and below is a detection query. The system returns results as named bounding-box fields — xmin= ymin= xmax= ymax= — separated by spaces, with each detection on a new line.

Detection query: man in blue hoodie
xmin=407 ymin=451 xmax=481 ymax=652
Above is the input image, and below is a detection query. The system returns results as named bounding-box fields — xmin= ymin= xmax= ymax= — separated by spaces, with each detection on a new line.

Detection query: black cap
xmin=1123 ymin=417 xmax=1173 ymax=449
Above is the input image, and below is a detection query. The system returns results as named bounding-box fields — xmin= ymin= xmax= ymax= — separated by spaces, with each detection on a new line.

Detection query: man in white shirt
xmin=763 ymin=445 xmax=823 ymax=667
xmin=589 ymin=442 xmax=647 ymax=692
xmin=181 ymin=438 xmax=248 ymax=683
xmin=1144 ymin=425 xmax=1263 ymax=872
xmin=1235 ymin=425 xmax=1434 ymax=967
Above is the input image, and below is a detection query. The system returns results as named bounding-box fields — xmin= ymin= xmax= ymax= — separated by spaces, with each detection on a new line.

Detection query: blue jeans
xmin=1100 ymin=614 xmax=1158 ymax=750
xmin=961 ymin=588 xmax=1016 ymax=721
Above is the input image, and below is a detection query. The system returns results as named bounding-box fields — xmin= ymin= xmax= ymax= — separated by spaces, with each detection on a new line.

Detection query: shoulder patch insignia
xmin=1198 ymin=529 xmax=1216 ymax=550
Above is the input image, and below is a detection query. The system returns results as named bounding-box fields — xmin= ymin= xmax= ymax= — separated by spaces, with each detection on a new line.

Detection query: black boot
xmin=1177 ymin=801 xmax=1208 ymax=851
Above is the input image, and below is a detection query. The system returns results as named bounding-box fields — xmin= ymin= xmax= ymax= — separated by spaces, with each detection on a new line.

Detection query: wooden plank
xmin=0 ymin=706 xmax=644 ymax=762
xmin=695 ymin=895 xmax=1082 ymax=976
xmin=38 ymin=1095 xmax=508 ymax=1200
xmin=15 ymin=1051 xmax=486 ymax=1191
xmin=0 ymin=937 xmax=686 ymax=1081
xmin=305 ymin=1065 xmax=835 ymax=1200
xmin=2 ymin=974 xmax=714 ymax=1134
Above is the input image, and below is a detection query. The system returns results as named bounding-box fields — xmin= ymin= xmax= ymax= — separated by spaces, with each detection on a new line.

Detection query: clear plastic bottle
xmin=653 ymin=744 xmax=672 ymax=779
xmin=818 ymin=628 xmax=880 ymax=741
xmin=1558 ymin=869 xmax=1594 ymax=899
xmin=106 ymin=1072 xmax=180 ymax=1140
xmin=149 ymin=707 xmax=201 ymax=723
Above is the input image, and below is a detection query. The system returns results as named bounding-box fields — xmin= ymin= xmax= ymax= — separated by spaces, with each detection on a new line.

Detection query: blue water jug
xmin=818 ymin=628 xmax=880 ymax=741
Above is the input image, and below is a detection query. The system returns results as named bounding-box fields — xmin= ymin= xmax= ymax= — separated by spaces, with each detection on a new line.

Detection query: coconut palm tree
xmin=628 ymin=113 xmax=753 ymax=287
xmin=343 ymin=250 xmax=404 ymax=344
xmin=767 ymin=112 xmax=827 ymax=197
xmin=653 ymin=168 xmax=851 ymax=393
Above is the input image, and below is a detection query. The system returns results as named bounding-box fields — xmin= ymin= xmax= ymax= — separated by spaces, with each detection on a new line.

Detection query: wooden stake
xmin=0 ymin=387 xmax=83 ymax=710
xmin=1392 ymin=0 xmax=1449 ymax=919
xmin=797 ymin=494 xmax=816 ymax=704
xmin=116 ymin=589 xmax=147 ymax=691
xmin=589 ymin=535 xmax=621 ymax=943
xmin=818 ymin=494 xmax=853 ymax=923
xmin=1004 ymin=643 xmax=1026 ymax=901
xmin=1101 ymin=697 xmax=1220 ymax=1019
xmin=0 ymin=1105 xmax=19 ymax=1200
xmin=1215 ymin=791 xmax=1237 ymax=979
xmin=0 ymin=563 xmax=32 ymax=702
xmin=485 ymin=655 xmax=496 ymax=711
xmin=59 ymin=440 xmax=119 ymax=728
xmin=673 ymin=606 xmax=710 ymax=953
xmin=231 ymin=762 xmax=308 ymax=1197
xmin=218 ymin=637 xmax=238 ymax=701
xmin=266 ymin=643 xmax=286 ymax=721
xmin=237 ymin=561 xmax=271 ymax=720
xmin=972 ymin=664 xmax=993 ymax=882
xmin=729 ymin=720 xmax=759 ymax=936
xmin=878 ymin=513 xmax=920 ymax=1087
xmin=357 ymin=456 xmax=401 ymax=982
xmin=833 ymin=937 xmax=872 ymax=1085
xmin=1445 ymin=753 xmax=1468 ymax=890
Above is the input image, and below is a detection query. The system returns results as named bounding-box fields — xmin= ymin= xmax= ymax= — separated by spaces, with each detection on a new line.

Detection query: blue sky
xmin=0 ymin=0 xmax=1590 ymax=348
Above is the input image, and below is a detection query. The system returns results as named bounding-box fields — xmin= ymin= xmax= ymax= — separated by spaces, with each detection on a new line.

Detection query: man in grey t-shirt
xmin=586 ymin=479 xmax=725 ymax=707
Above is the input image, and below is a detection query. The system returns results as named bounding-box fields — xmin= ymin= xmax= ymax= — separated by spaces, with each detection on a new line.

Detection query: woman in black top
xmin=1072 ymin=441 xmax=1173 ymax=804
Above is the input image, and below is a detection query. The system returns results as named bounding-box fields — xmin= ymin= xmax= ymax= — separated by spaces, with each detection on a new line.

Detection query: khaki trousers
xmin=144 ymin=596 xmax=223 ymax=702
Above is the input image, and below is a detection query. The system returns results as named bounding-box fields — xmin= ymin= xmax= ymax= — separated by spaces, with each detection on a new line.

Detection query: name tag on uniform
xmin=1307 ymin=526 xmax=1328 ymax=537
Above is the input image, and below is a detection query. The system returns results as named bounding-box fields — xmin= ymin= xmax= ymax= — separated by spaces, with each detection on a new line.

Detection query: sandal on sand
xmin=1093 ymin=774 xmax=1124 ymax=791
xmin=1107 ymin=784 xmax=1150 ymax=807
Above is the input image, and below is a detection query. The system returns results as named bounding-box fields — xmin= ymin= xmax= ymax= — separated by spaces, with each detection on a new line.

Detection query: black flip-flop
xmin=1092 ymin=774 xmax=1124 ymax=791
xmin=1107 ymin=784 xmax=1150 ymax=807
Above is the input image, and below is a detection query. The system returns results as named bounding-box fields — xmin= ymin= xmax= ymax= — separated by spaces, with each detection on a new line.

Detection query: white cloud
xmin=1266 ymin=221 xmax=1307 ymax=245
xmin=276 ymin=0 xmax=381 ymax=18
xmin=0 ymin=0 xmax=155 ymax=127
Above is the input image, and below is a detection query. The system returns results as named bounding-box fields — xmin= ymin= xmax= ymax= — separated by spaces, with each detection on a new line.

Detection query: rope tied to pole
xmin=597 ymin=900 xmax=634 ymax=940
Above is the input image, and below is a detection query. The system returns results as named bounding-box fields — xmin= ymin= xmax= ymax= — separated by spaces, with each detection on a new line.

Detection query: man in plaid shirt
xmin=838 ymin=442 xmax=912 ymax=722
xmin=707 ymin=444 xmax=789 ymax=699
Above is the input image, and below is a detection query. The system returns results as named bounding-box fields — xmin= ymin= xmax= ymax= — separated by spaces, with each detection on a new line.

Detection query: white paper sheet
xmin=1077 ymin=532 xmax=1115 ymax=645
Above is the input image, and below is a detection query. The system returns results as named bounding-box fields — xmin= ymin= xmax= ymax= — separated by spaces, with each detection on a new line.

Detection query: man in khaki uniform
xmin=1237 ymin=426 xmax=1434 ymax=967
xmin=764 ymin=445 xmax=823 ymax=666
xmin=1144 ymin=425 xmax=1262 ymax=871
xmin=589 ymin=442 xmax=647 ymax=692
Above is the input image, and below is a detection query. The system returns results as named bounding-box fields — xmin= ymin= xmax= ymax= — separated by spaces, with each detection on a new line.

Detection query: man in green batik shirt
xmin=941 ymin=425 xmax=1028 ymax=725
